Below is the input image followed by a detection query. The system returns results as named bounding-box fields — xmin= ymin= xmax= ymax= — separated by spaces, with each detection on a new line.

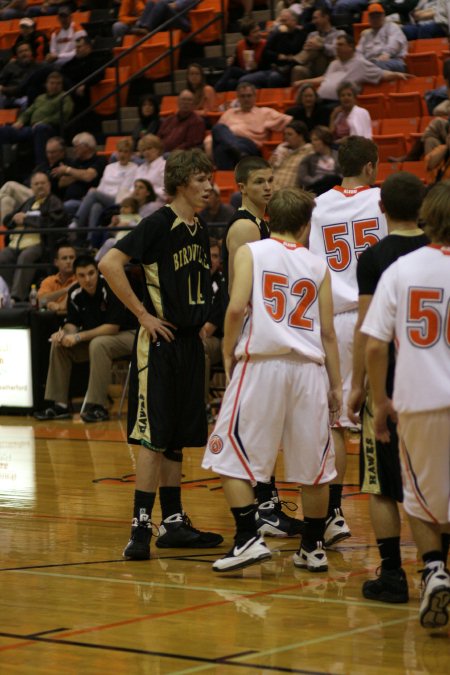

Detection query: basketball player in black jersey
xmin=348 ymin=172 xmax=431 ymax=603
xmin=99 ymin=149 xmax=223 ymax=559
xmin=223 ymin=156 xmax=303 ymax=538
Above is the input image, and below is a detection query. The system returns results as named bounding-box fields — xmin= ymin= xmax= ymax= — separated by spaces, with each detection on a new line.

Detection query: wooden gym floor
xmin=0 ymin=415 xmax=449 ymax=674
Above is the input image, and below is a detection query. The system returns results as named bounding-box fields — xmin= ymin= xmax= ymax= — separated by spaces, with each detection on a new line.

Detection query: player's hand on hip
xmin=140 ymin=313 xmax=176 ymax=342
xmin=328 ymin=387 xmax=343 ymax=427
xmin=373 ymin=398 xmax=397 ymax=443
xmin=347 ymin=386 xmax=365 ymax=425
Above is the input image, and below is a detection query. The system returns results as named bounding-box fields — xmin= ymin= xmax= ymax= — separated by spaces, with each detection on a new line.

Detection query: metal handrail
xmin=60 ymin=1 xmax=227 ymax=135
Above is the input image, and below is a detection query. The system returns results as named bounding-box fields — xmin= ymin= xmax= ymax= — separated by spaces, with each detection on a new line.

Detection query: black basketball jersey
xmin=222 ymin=207 xmax=270 ymax=288
xmin=115 ymin=205 xmax=211 ymax=329
xmin=357 ymin=232 xmax=429 ymax=395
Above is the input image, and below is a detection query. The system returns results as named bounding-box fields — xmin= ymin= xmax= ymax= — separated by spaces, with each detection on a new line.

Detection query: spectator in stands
xmin=285 ymin=82 xmax=330 ymax=130
xmin=50 ymin=132 xmax=107 ymax=217
xmin=0 ymin=71 xmax=73 ymax=166
xmin=199 ymin=184 xmax=234 ymax=234
xmin=425 ymin=58 xmax=450 ymax=114
xmin=134 ymin=0 xmax=197 ymax=35
xmin=270 ymin=120 xmax=314 ymax=190
xmin=0 ymin=43 xmax=42 ymax=109
xmin=95 ymin=196 xmax=143 ymax=261
xmin=130 ymin=177 xmax=160 ymax=217
xmin=69 ymin=138 xmax=138 ymax=235
xmin=112 ymin=0 xmax=146 ymax=40
xmin=292 ymin=34 xmax=410 ymax=104
xmin=357 ymin=4 xmax=407 ymax=72
xmin=0 ymin=1 xmax=27 ymax=20
xmin=214 ymin=18 xmax=266 ymax=93
xmin=45 ymin=6 xmax=83 ymax=67
xmin=240 ymin=8 xmax=306 ymax=88
xmin=0 ymin=275 xmax=12 ymax=308
xmin=131 ymin=94 xmax=160 ymax=147
xmin=37 ymin=239 xmax=76 ymax=312
xmin=0 ymin=171 xmax=68 ymax=301
xmin=402 ymin=0 xmax=448 ymax=40
xmin=133 ymin=135 xmax=166 ymax=202
xmin=329 ymin=81 xmax=372 ymax=144
xmin=200 ymin=237 xmax=226 ymax=407
xmin=297 ymin=125 xmax=341 ymax=195
xmin=61 ymin=34 xmax=106 ymax=135
xmin=27 ymin=1 xmax=78 ymax=18
xmin=0 ymin=136 xmax=67 ymax=223
xmin=211 ymin=82 xmax=292 ymax=169
xmin=290 ymin=6 xmax=345 ymax=82
xmin=34 ymin=254 xmax=137 ymax=423
xmin=13 ymin=17 xmax=49 ymax=62
xmin=391 ymin=116 xmax=450 ymax=171
xmin=186 ymin=63 xmax=217 ymax=116
xmin=158 ymin=89 xmax=206 ymax=153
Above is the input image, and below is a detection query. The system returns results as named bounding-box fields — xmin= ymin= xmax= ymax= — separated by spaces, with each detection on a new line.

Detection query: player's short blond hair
xmin=420 ymin=180 xmax=450 ymax=244
xmin=267 ymin=188 xmax=315 ymax=235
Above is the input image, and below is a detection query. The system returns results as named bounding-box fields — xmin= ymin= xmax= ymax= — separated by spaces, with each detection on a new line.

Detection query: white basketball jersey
xmin=362 ymin=245 xmax=450 ymax=413
xmin=234 ymin=238 xmax=328 ymax=363
xmin=310 ymin=186 xmax=388 ymax=314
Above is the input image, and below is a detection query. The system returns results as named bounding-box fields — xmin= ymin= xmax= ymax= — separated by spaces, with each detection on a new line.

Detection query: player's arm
xmin=318 ymin=269 xmax=343 ymax=425
xmin=226 ymin=219 xmax=261 ymax=291
xmin=365 ymin=336 xmax=396 ymax=443
xmin=99 ymin=248 xmax=175 ymax=342
xmin=347 ymin=294 xmax=372 ymax=424
xmin=223 ymin=245 xmax=253 ymax=382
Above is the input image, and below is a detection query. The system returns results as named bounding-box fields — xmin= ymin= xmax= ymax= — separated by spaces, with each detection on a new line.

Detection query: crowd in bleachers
xmin=1 ymin=0 xmax=450 ymax=310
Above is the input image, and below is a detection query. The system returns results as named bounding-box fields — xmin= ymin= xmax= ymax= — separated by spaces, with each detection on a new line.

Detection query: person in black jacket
xmin=0 ymin=171 xmax=68 ymax=301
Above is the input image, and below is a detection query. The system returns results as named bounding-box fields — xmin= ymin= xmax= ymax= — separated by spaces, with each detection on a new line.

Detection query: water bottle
xmin=29 ymin=284 xmax=39 ymax=309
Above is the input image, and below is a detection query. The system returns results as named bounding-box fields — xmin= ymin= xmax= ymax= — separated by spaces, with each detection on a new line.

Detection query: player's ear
xmin=237 ymin=181 xmax=246 ymax=194
xmin=379 ymin=199 xmax=386 ymax=214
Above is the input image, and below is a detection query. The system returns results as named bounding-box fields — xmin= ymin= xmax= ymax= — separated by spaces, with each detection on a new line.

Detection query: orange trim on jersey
xmin=271 ymin=237 xmax=305 ymax=250
xmin=314 ymin=433 xmax=333 ymax=485
xmin=399 ymin=436 xmax=438 ymax=524
xmin=332 ymin=185 xmax=372 ymax=197
xmin=428 ymin=244 xmax=450 ymax=256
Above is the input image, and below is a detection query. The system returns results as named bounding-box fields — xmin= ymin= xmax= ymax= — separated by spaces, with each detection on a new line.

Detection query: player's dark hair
xmin=240 ymin=18 xmax=259 ymax=36
xmin=337 ymin=33 xmax=355 ymax=47
xmin=267 ymin=188 xmax=315 ymax=235
xmin=164 ymin=148 xmax=213 ymax=197
xmin=420 ymin=180 xmax=450 ymax=244
xmin=55 ymin=239 xmax=75 ymax=255
xmin=381 ymin=172 xmax=425 ymax=222
xmin=73 ymin=254 xmax=97 ymax=272
xmin=338 ymin=136 xmax=378 ymax=177
xmin=209 ymin=237 xmax=220 ymax=249
xmin=235 ymin=156 xmax=272 ymax=184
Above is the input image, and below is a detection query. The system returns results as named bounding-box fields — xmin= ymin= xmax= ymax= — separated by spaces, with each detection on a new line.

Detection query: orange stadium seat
xmin=113 ymin=34 xmax=141 ymax=72
xmin=401 ymin=160 xmax=431 ymax=183
xmin=397 ymin=76 xmax=436 ymax=95
xmin=0 ymin=108 xmax=19 ymax=125
xmin=405 ymin=52 xmax=440 ymax=77
xmin=214 ymin=170 xmax=236 ymax=202
xmin=35 ymin=15 xmax=60 ymax=38
xmin=412 ymin=37 xmax=449 ymax=55
xmin=374 ymin=161 xmax=402 ymax=186
xmin=371 ymin=119 xmax=382 ymax=135
xmin=387 ymin=92 xmax=424 ymax=117
xmin=90 ymin=66 xmax=131 ymax=115
xmin=373 ymin=134 xmax=407 ymax=162
xmin=382 ymin=117 xmax=419 ymax=135
xmin=256 ymin=88 xmax=285 ymax=111
xmin=98 ymin=136 xmax=132 ymax=158
xmin=261 ymin=140 xmax=279 ymax=160
xmin=353 ymin=22 xmax=369 ymax=43
xmin=356 ymin=93 xmax=386 ymax=120
xmin=138 ymin=30 xmax=182 ymax=80
xmin=360 ymin=80 xmax=398 ymax=96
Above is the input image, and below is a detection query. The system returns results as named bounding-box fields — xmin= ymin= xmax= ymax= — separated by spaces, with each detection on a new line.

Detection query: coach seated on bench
xmin=34 ymin=254 xmax=136 ymax=423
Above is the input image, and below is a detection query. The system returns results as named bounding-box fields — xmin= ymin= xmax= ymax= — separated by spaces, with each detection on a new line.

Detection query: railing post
xmin=169 ymin=30 xmax=175 ymax=95
xmin=114 ymin=59 xmax=123 ymax=134
xmin=221 ymin=0 xmax=226 ymax=60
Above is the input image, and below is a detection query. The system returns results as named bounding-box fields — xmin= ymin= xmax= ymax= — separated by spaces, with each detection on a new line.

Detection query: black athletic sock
xmin=231 ymin=504 xmax=258 ymax=544
xmin=255 ymin=481 xmax=273 ymax=505
xmin=133 ymin=489 xmax=156 ymax=521
xmin=159 ymin=486 xmax=182 ymax=520
xmin=302 ymin=516 xmax=326 ymax=551
xmin=327 ymin=484 xmax=343 ymax=517
xmin=442 ymin=533 xmax=450 ymax=565
xmin=378 ymin=536 xmax=402 ymax=571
